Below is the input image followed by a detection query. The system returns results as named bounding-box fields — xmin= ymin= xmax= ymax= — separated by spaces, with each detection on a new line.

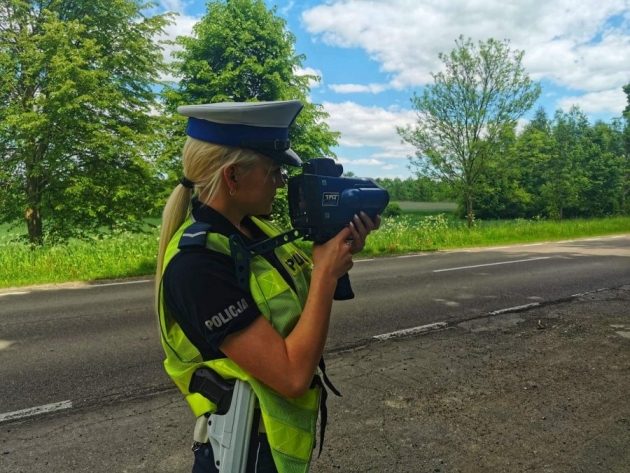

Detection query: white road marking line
xmin=373 ymin=322 xmax=448 ymax=341
xmin=489 ymin=303 xmax=541 ymax=315
xmin=0 ymin=291 xmax=30 ymax=297
xmin=90 ymin=279 xmax=151 ymax=288
xmin=0 ymin=400 xmax=73 ymax=423
xmin=433 ymin=256 xmax=551 ymax=273
xmin=0 ymin=279 xmax=152 ymax=297
xmin=371 ymin=285 xmax=620 ymax=342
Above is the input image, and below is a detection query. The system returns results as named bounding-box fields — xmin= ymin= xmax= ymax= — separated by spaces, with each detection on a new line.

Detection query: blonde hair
xmin=154 ymin=137 xmax=260 ymax=308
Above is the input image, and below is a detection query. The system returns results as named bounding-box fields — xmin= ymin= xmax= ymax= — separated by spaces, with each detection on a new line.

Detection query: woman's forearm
xmin=282 ymin=268 xmax=338 ymax=394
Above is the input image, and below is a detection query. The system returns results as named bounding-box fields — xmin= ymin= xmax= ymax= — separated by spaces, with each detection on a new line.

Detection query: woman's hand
xmin=311 ymin=226 xmax=354 ymax=280
xmin=347 ymin=212 xmax=381 ymax=254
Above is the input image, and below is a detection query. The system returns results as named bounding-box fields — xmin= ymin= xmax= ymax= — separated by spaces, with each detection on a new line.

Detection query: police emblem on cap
xmin=177 ymin=100 xmax=304 ymax=167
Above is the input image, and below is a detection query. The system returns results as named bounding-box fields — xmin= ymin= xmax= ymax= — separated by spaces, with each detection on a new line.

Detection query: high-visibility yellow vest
xmin=158 ymin=215 xmax=319 ymax=473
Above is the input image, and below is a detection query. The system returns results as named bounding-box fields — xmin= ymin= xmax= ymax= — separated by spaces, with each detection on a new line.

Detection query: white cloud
xmin=279 ymin=0 xmax=296 ymax=17
xmin=160 ymin=0 xmax=186 ymax=13
xmin=335 ymin=156 xmax=401 ymax=174
xmin=329 ymin=83 xmax=390 ymax=94
xmin=152 ymin=1 xmax=201 ymax=83
xmin=350 ymin=158 xmax=386 ymax=166
xmin=556 ymin=87 xmax=627 ymax=114
xmin=303 ymin=0 xmax=630 ymax=113
xmin=324 ymin=101 xmax=416 ymax=148
xmin=294 ymin=66 xmax=323 ymax=89
xmin=323 ymin=101 xmax=417 ymax=163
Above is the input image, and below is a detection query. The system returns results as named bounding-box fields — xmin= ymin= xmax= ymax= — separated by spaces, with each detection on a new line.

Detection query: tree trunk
xmin=25 ymin=155 xmax=44 ymax=245
xmin=25 ymin=205 xmax=43 ymax=245
xmin=466 ymin=193 xmax=474 ymax=228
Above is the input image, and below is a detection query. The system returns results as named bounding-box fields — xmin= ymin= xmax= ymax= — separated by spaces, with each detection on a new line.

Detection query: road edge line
xmin=366 ymin=285 xmax=624 ymax=345
xmin=0 ymin=400 xmax=73 ymax=424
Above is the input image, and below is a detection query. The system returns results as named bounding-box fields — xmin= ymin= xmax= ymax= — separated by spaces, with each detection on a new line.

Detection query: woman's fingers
xmin=312 ymin=226 xmax=354 ymax=279
xmin=348 ymin=212 xmax=380 ymax=254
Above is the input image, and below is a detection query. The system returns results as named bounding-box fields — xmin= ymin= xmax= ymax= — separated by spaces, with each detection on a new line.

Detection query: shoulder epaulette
xmin=178 ymin=221 xmax=212 ymax=249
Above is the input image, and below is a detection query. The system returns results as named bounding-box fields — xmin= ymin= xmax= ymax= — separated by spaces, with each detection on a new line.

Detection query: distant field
xmin=393 ymin=201 xmax=458 ymax=212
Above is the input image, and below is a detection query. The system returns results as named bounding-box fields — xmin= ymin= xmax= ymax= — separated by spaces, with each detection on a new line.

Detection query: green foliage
xmin=270 ymin=187 xmax=291 ymax=229
xmin=159 ymin=0 xmax=340 ymax=202
xmin=382 ymin=202 xmax=402 ymax=218
xmin=166 ymin=0 xmax=306 ymax=103
xmin=473 ymin=106 xmax=628 ymax=220
xmin=622 ymin=83 xmax=630 ymax=214
xmin=375 ymin=176 xmax=452 ymax=202
xmin=399 ymin=36 xmax=541 ymax=226
xmin=0 ymin=0 xmax=172 ymax=244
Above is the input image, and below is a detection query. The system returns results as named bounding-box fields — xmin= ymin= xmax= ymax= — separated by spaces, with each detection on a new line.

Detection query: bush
xmin=382 ymin=203 xmax=403 ymax=218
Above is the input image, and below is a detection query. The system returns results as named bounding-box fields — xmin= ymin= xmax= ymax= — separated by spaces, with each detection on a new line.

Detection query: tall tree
xmin=0 ymin=0 xmax=170 ymax=244
xmin=159 ymin=0 xmax=339 ymax=227
xmin=540 ymin=108 xmax=589 ymax=219
xmin=511 ymin=108 xmax=556 ymax=217
xmin=160 ymin=0 xmax=339 ymax=181
xmin=579 ymin=120 xmax=625 ymax=216
xmin=399 ymin=36 xmax=540 ymax=226
xmin=622 ymin=83 xmax=630 ymax=213
xmin=473 ymin=125 xmax=531 ymax=219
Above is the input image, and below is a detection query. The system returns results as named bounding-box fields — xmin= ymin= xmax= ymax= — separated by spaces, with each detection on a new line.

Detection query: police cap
xmin=177 ymin=100 xmax=304 ymax=167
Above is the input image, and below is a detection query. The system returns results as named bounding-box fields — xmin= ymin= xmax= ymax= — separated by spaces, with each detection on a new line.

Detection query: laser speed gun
xmin=288 ymin=158 xmax=390 ymax=299
xmin=230 ymin=158 xmax=389 ymax=300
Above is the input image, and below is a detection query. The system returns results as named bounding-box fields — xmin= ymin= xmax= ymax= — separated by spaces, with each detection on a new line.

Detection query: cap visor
xmin=255 ymin=147 xmax=302 ymax=167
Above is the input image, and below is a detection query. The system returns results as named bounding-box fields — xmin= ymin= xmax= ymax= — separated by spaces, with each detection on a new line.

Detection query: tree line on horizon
xmin=1 ymin=0 xmax=628 ymax=245
xmin=377 ymin=104 xmax=629 ymax=221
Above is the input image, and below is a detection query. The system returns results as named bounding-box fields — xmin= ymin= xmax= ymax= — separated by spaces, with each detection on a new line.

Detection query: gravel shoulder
xmin=313 ymin=285 xmax=630 ymax=473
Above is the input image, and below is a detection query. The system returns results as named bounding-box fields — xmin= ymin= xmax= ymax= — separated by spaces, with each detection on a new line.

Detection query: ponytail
xmin=154 ymin=137 xmax=260 ymax=311
xmin=154 ymin=184 xmax=192 ymax=304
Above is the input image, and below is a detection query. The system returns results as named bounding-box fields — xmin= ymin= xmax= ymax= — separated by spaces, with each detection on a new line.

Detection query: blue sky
xmin=157 ymin=0 xmax=630 ymax=179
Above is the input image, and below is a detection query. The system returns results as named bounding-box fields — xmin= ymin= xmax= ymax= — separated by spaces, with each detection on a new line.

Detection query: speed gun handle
xmin=189 ymin=368 xmax=235 ymax=415
xmin=334 ymin=273 xmax=355 ymax=300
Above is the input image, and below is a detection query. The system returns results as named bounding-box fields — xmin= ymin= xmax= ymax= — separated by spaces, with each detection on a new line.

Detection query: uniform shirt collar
xmin=191 ymin=198 xmax=263 ymax=241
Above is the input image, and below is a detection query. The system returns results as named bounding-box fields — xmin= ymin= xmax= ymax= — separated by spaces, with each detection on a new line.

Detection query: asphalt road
xmin=1 ymin=235 xmax=629 ymax=420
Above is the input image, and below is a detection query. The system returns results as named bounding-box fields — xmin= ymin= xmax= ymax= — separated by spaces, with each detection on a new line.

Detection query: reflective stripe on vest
xmin=158 ymin=216 xmax=318 ymax=472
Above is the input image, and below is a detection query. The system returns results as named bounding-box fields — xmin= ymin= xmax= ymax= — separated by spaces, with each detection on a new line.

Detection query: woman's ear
xmin=223 ymin=164 xmax=238 ymax=182
xmin=223 ymin=164 xmax=238 ymax=195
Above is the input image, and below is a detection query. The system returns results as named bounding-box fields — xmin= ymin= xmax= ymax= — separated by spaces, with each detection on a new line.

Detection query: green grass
xmin=361 ymin=214 xmax=630 ymax=256
xmin=0 ymin=231 xmax=159 ymax=288
xmin=1 ymin=214 xmax=629 ymax=289
xmin=393 ymin=201 xmax=458 ymax=213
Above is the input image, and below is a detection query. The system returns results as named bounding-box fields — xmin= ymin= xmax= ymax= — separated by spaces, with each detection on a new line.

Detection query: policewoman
xmin=155 ymin=100 xmax=379 ymax=473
